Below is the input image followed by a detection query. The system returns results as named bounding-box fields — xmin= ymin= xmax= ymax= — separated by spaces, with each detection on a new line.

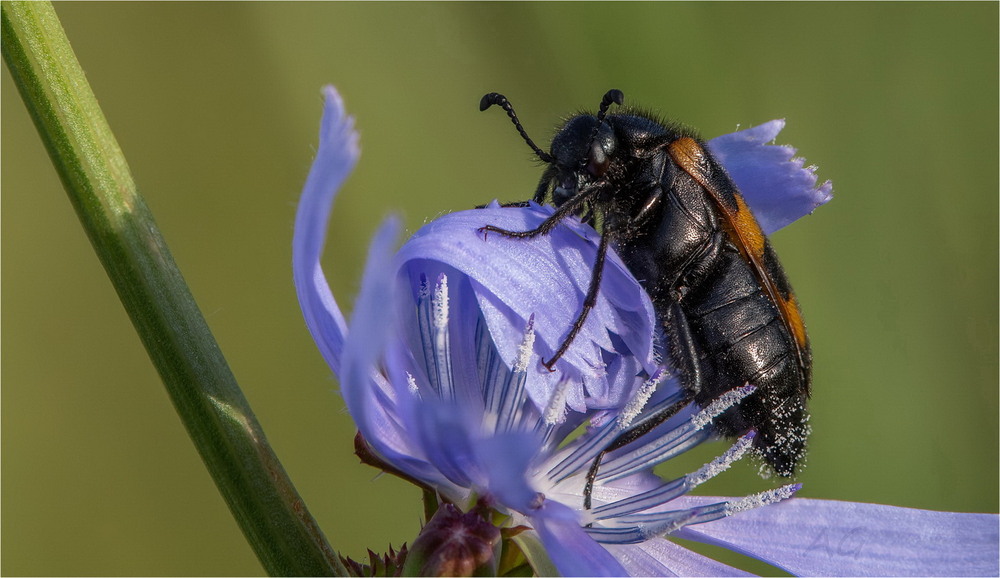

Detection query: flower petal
xmin=293 ymin=86 xmax=359 ymax=376
xmin=395 ymin=203 xmax=658 ymax=412
xmin=608 ymin=538 xmax=753 ymax=577
xmin=409 ymin=400 xmax=483 ymax=489
xmin=708 ymin=120 xmax=833 ymax=235
xmin=674 ymin=496 xmax=1000 ymax=577
xmin=340 ymin=218 xmax=446 ymax=479
xmin=531 ymin=501 xmax=628 ymax=577
xmin=477 ymin=431 xmax=545 ymax=511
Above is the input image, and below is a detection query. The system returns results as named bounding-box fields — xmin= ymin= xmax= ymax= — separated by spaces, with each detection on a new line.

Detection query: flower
xmin=294 ymin=86 xmax=999 ymax=577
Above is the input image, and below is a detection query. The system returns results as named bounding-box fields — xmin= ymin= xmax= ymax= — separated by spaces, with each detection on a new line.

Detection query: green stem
xmin=1 ymin=3 xmax=345 ymax=575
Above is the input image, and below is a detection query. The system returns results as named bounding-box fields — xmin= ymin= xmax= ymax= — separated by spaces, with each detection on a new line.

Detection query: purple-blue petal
xmin=293 ymin=86 xmax=471 ymax=496
xmin=708 ymin=120 xmax=833 ymax=235
xmin=607 ymin=539 xmax=753 ymax=577
xmin=293 ymin=86 xmax=359 ymax=377
xmin=395 ymin=203 xmax=658 ymax=412
xmin=476 ymin=432 xmax=545 ymax=511
xmin=674 ymin=496 xmax=1000 ymax=577
xmin=340 ymin=218 xmax=450 ymax=482
xmin=532 ymin=501 xmax=628 ymax=577
xmin=341 ymin=221 xmax=475 ymax=497
xmin=409 ymin=400 xmax=483 ymax=489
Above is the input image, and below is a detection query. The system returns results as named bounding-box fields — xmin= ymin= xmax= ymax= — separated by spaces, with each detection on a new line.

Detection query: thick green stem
xmin=2 ymin=2 xmax=345 ymax=575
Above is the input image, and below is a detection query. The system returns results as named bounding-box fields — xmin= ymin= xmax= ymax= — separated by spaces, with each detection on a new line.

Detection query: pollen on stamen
xmin=724 ymin=483 xmax=801 ymax=516
xmin=543 ymin=376 xmax=571 ymax=426
xmin=433 ymin=274 xmax=449 ymax=330
xmin=690 ymin=384 xmax=756 ymax=431
xmin=637 ymin=509 xmax=701 ymax=541
xmin=406 ymin=371 xmax=420 ymax=396
xmin=685 ymin=432 xmax=755 ymax=488
xmin=513 ymin=315 xmax=536 ymax=373
xmin=617 ymin=367 xmax=668 ymax=431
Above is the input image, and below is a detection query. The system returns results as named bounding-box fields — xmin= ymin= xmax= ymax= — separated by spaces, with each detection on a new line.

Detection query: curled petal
xmin=708 ymin=120 xmax=833 ymax=235
xmin=293 ymin=85 xmax=359 ymax=376
xmin=395 ymin=203 xmax=658 ymax=412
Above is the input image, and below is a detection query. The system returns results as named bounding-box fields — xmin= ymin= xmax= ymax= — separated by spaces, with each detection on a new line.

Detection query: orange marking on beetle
xmin=668 ymin=137 xmax=704 ymax=171
xmin=668 ymin=137 xmax=809 ymax=371
xmin=669 ymin=137 xmax=765 ymax=262
xmin=732 ymin=194 xmax=767 ymax=259
xmin=776 ymin=292 xmax=808 ymax=352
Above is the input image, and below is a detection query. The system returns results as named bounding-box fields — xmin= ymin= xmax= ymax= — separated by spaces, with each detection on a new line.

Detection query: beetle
xmin=479 ymin=90 xmax=812 ymax=501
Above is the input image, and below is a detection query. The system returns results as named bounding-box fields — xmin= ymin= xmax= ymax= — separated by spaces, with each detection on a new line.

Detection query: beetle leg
xmin=582 ymin=302 xmax=704 ymax=513
xmin=533 ymin=165 xmax=559 ymax=203
xmin=666 ymin=302 xmax=705 ymax=396
xmin=583 ymin=391 xmax=693 ymax=512
xmin=542 ymin=228 xmax=614 ymax=370
xmin=479 ymin=184 xmax=595 ymax=239
xmin=633 ymin=185 xmax=664 ymax=227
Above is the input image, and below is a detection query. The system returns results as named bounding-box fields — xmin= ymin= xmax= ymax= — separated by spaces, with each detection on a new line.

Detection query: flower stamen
xmin=617 ymin=367 xmax=669 ymax=431
xmin=690 ymin=384 xmax=756 ymax=431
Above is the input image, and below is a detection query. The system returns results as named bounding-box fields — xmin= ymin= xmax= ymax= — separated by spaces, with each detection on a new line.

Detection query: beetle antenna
xmin=480 ymin=92 xmax=554 ymax=164
xmin=596 ymin=89 xmax=624 ymax=124
xmin=579 ymin=89 xmax=624 ymax=170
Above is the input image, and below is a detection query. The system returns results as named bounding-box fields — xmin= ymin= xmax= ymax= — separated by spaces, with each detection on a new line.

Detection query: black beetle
xmin=479 ymin=91 xmax=812 ymax=503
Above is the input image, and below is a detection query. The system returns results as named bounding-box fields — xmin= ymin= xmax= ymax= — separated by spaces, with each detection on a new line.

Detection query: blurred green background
xmin=3 ymin=2 xmax=997 ymax=575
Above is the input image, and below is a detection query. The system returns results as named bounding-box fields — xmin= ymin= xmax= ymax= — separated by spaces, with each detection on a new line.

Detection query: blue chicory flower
xmin=294 ymin=86 xmax=999 ymax=577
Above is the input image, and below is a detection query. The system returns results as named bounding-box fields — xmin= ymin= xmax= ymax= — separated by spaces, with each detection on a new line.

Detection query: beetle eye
xmin=586 ymin=142 xmax=610 ymax=178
